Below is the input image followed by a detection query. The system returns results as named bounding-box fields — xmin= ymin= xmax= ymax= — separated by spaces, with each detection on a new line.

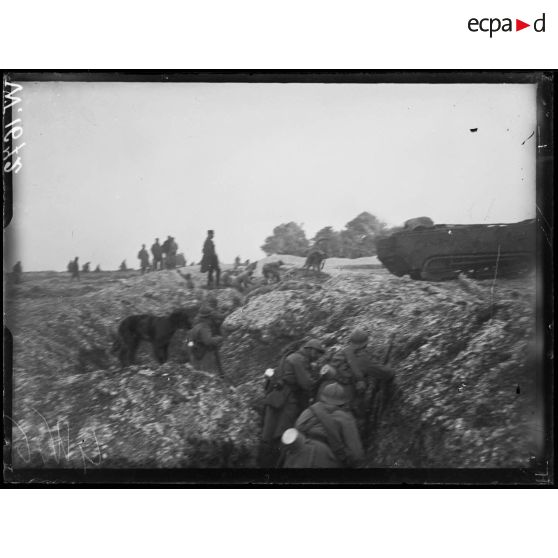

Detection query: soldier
xmin=303 ymin=249 xmax=327 ymax=273
xmin=283 ymin=382 xmax=364 ymax=467
xmin=320 ymin=328 xmax=395 ymax=420
xmin=12 ymin=261 xmax=22 ymax=284
xmin=188 ymin=302 xmax=225 ymax=372
xmin=279 ymin=428 xmax=337 ymax=468
xmin=232 ymin=268 xmax=254 ymax=292
xmin=94 ymin=264 xmax=102 ymax=273
xmin=137 ymin=244 xmax=150 ymax=274
xmin=167 ymin=236 xmax=178 ymax=269
xmin=220 ymin=269 xmax=235 ymax=287
xmin=262 ymin=260 xmax=284 ymax=283
xmin=234 ymin=256 xmax=241 ymax=269
xmin=260 ymin=339 xmax=326 ymax=467
xmin=151 ymin=238 xmax=163 ymax=271
xmin=119 ymin=260 xmax=128 ymax=271
xmin=82 ymin=262 xmax=91 ymax=273
xmin=200 ymin=230 xmax=220 ymax=288
xmin=179 ymin=271 xmax=195 ymax=289
xmin=161 ymin=236 xmax=171 ymax=268
xmin=69 ymin=257 xmax=80 ymax=281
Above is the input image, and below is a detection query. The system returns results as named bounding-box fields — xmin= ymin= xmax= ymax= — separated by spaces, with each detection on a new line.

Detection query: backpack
xmin=309 ymin=402 xmax=349 ymax=466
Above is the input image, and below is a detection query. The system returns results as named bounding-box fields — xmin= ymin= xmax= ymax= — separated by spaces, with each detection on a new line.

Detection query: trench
xmin=11 ymin=269 xmax=536 ymax=469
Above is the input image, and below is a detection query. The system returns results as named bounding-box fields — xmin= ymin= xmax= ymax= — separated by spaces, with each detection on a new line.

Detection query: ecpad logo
xmin=468 ymin=13 xmax=546 ymax=37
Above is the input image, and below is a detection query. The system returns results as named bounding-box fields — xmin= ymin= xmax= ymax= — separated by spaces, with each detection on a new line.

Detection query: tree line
xmin=261 ymin=212 xmax=403 ymax=258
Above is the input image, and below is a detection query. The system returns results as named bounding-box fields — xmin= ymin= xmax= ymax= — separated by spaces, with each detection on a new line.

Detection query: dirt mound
xmin=223 ymin=272 xmax=537 ymax=467
xmin=12 ymin=363 xmax=259 ymax=468
xmin=8 ymin=266 xmax=537 ymax=469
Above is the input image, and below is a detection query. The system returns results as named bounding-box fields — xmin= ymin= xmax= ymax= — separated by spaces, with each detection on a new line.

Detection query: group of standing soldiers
xmin=139 ymin=236 xmax=179 ymax=273
xmin=259 ymin=328 xmax=395 ymax=468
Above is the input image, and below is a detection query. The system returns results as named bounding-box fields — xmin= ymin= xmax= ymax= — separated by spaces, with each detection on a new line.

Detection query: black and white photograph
xmin=3 ymin=72 xmax=553 ymax=484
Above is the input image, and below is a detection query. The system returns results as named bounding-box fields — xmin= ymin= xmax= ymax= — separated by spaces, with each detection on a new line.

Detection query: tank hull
xmin=377 ymin=219 xmax=535 ymax=281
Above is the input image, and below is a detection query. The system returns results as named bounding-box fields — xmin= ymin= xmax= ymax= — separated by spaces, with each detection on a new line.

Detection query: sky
xmin=6 ymin=81 xmax=537 ymax=271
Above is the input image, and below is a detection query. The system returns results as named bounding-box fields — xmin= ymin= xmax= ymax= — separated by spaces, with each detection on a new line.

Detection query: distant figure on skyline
xmin=12 ymin=261 xmax=22 ymax=284
xmin=119 ymin=260 xmax=128 ymax=271
xmin=94 ymin=265 xmax=102 ymax=273
xmin=68 ymin=257 xmax=80 ymax=281
xmin=166 ymin=236 xmax=178 ymax=269
xmin=201 ymin=229 xmax=220 ymax=288
xmin=151 ymin=238 xmax=163 ymax=271
xmin=234 ymin=256 xmax=241 ymax=269
xmin=82 ymin=262 xmax=91 ymax=273
xmin=138 ymin=244 xmax=150 ymax=274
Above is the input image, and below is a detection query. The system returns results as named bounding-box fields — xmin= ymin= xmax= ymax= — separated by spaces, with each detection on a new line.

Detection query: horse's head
xmin=169 ymin=309 xmax=194 ymax=330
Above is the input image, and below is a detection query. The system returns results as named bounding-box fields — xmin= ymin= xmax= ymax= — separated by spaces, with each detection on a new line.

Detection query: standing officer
xmin=200 ymin=230 xmax=220 ymax=288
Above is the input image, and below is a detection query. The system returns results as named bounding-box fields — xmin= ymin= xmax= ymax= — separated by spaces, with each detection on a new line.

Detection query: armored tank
xmin=377 ymin=217 xmax=535 ymax=281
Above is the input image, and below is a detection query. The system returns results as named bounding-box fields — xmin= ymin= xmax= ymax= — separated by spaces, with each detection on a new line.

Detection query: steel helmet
xmin=349 ymin=328 xmax=369 ymax=349
xmin=319 ymin=382 xmax=350 ymax=406
xmin=197 ymin=304 xmax=213 ymax=318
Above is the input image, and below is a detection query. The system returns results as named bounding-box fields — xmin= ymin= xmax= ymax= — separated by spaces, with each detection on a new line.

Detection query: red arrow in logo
xmin=516 ymin=19 xmax=530 ymax=31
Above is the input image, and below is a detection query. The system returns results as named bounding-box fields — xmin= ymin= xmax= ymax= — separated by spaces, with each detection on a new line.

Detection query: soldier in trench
xmin=318 ymin=328 xmax=395 ymax=433
xmin=188 ymin=297 xmax=227 ymax=372
xmin=262 ymin=260 xmax=284 ymax=283
xmin=259 ymin=339 xmax=327 ymax=467
xmin=151 ymin=238 xmax=163 ymax=271
xmin=231 ymin=268 xmax=254 ymax=292
xmin=280 ymin=382 xmax=364 ymax=468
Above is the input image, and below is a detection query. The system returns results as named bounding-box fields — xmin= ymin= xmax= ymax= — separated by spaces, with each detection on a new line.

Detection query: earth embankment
xmin=6 ymin=264 xmax=538 ymax=468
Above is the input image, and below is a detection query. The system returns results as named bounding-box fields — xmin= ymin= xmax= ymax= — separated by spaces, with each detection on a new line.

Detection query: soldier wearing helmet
xmin=262 ymin=260 xmax=284 ymax=283
xmin=188 ymin=300 xmax=225 ymax=370
xmin=283 ymin=382 xmax=364 ymax=467
xmin=260 ymin=338 xmax=327 ymax=466
xmin=319 ymin=328 xmax=395 ymax=418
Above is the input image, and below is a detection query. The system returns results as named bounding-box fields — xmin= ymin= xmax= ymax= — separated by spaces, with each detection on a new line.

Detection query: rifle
xmin=366 ymin=333 xmax=396 ymax=433
xmin=213 ymin=346 xmax=236 ymax=390
xmin=383 ymin=332 xmax=396 ymax=366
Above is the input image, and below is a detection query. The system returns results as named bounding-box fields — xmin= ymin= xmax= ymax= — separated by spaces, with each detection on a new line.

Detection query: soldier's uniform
xmin=189 ymin=303 xmax=224 ymax=371
xmin=138 ymin=247 xmax=150 ymax=273
xmin=288 ymin=382 xmax=364 ymax=467
xmin=232 ymin=270 xmax=253 ymax=292
xmin=260 ymin=339 xmax=326 ymax=467
xmin=262 ymin=261 xmax=284 ymax=283
xmin=201 ymin=230 xmax=220 ymax=287
xmin=320 ymin=329 xmax=394 ymax=418
xmin=280 ymin=429 xmax=337 ymax=468
xmin=151 ymin=240 xmax=163 ymax=271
